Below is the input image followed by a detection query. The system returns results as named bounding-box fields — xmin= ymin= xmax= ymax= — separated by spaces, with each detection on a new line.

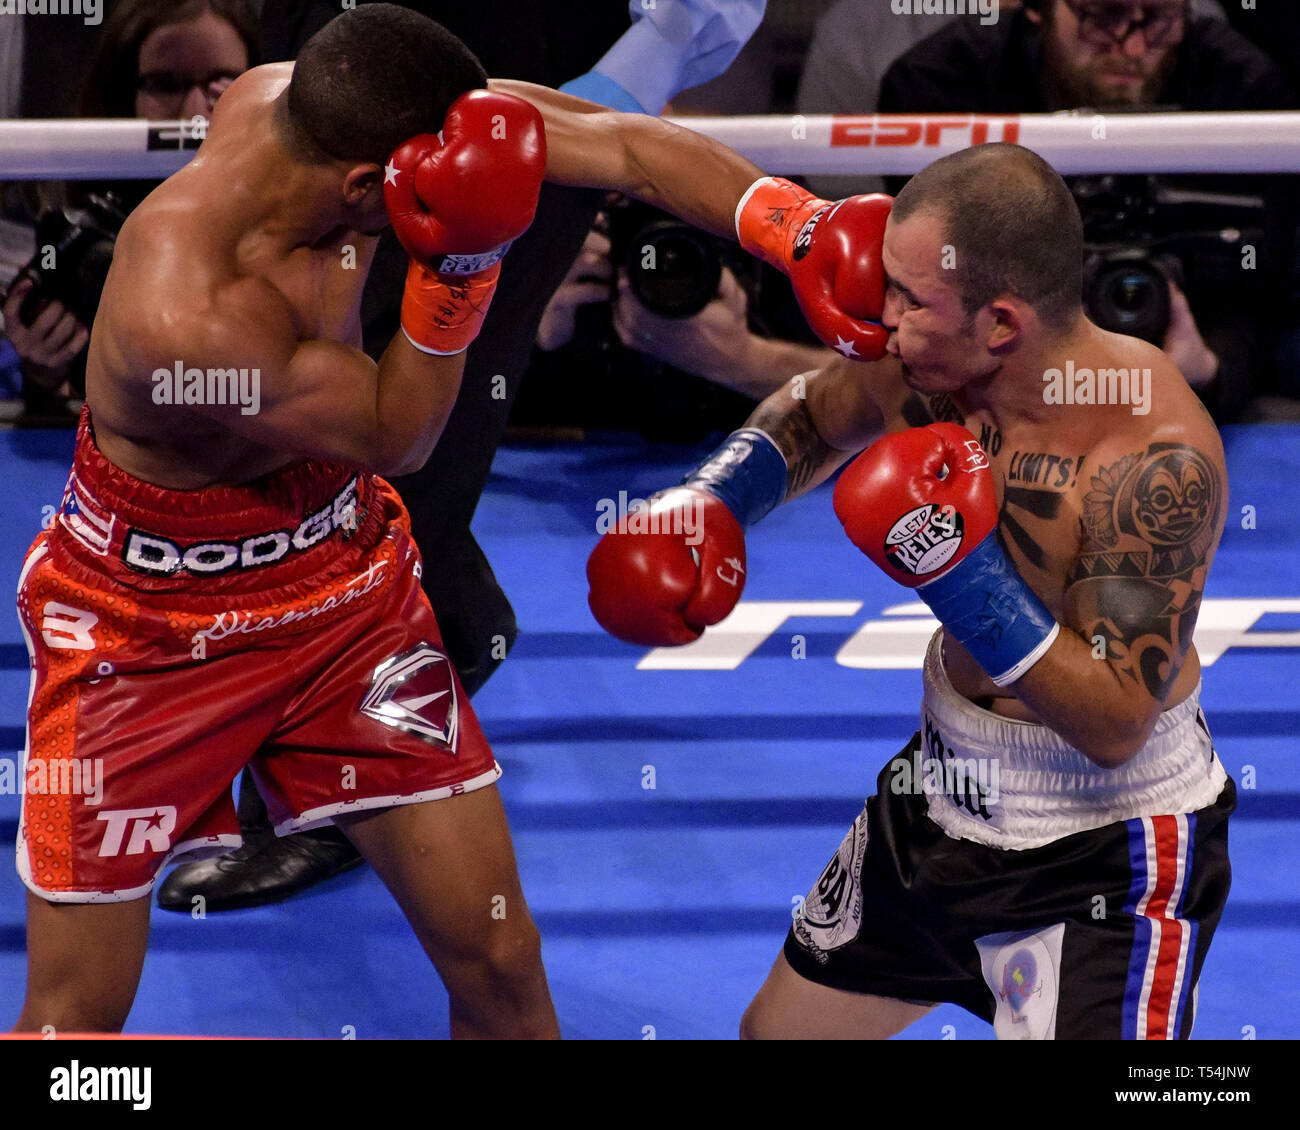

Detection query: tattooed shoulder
xmin=1066 ymin=442 xmax=1224 ymax=701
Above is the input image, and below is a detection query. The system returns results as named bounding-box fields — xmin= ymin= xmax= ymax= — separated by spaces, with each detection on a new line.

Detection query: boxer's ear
xmin=341 ymin=163 xmax=383 ymax=206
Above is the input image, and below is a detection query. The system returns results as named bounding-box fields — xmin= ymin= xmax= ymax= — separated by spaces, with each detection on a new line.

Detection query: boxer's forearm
xmin=721 ymin=339 xmax=837 ymax=399
xmin=491 ymin=78 xmax=763 ymax=241
xmin=1007 ymin=630 xmax=1165 ymax=769
xmin=373 ymin=334 xmax=465 ymax=476
xmin=747 ymin=380 xmax=866 ymax=505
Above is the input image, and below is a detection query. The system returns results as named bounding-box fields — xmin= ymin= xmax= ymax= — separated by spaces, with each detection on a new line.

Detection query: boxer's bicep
xmin=487 ymin=79 xmax=633 ymax=190
xmin=178 ymin=292 xmax=393 ymax=468
xmin=1062 ymin=441 xmax=1226 ymax=707
xmin=491 ymin=79 xmax=762 ymax=241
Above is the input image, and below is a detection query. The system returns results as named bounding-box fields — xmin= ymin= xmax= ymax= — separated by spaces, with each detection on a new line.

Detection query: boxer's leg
xmin=334 ymin=785 xmax=558 ymax=1039
xmin=14 ymin=893 xmax=151 ymax=1033
xmin=740 ymin=954 xmax=935 ymax=1040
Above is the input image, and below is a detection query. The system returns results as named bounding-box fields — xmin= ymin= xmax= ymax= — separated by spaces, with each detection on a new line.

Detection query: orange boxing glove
xmin=736 ymin=177 xmax=891 ymax=362
xmin=385 ymin=90 xmax=546 ymax=354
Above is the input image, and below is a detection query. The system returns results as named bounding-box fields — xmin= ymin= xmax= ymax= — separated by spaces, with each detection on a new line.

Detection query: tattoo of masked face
xmin=1069 ymin=444 xmax=1221 ymax=701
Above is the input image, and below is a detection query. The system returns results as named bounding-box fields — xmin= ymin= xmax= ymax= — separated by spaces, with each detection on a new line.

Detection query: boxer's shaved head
xmin=893 ymin=143 xmax=1083 ymax=332
xmin=284 ymin=3 xmax=487 ymax=166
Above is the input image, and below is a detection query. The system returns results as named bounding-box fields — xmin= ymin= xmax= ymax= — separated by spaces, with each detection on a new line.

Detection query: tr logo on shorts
xmin=360 ymin=644 xmax=459 ymax=751
xmin=96 ymin=806 xmax=177 ymax=857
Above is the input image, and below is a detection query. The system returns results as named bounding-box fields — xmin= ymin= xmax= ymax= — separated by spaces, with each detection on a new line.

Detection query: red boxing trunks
xmin=16 ymin=409 xmax=500 ymax=903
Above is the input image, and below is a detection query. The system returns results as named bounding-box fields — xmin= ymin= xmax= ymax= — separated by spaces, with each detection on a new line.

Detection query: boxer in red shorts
xmin=11 ymin=5 xmax=776 ymax=1036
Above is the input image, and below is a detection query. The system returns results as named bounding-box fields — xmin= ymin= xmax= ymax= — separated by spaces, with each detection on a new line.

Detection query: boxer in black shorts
xmin=585 ymin=143 xmax=1233 ymax=1039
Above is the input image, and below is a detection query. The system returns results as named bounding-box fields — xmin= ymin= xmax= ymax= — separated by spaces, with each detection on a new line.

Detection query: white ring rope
xmin=0 ymin=111 xmax=1298 ymax=180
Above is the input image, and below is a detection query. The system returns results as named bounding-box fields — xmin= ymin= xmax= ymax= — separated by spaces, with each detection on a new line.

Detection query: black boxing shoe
xmin=156 ymin=770 xmax=365 ymax=912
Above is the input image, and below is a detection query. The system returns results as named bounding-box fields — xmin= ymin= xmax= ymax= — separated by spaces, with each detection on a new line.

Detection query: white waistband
xmin=918 ymin=632 xmax=1226 ymax=849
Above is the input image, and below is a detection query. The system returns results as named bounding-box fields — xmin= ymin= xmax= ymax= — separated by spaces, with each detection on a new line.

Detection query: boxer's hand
xmin=385 ymin=90 xmax=546 ymax=269
xmin=385 ymin=90 xmax=546 ymax=354
xmin=835 ymin=424 xmax=1059 ymax=687
xmin=737 ymin=178 xmax=890 ymax=362
xmin=587 ymin=487 xmax=747 ymax=646
xmin=833 ymin=423 xmax=996 ymax=587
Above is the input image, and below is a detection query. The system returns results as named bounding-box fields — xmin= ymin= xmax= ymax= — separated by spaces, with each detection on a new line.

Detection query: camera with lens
xmin=605 ymin=195 xmax=744 ymax=318
xmin=1074 ymin=174 xmax=1265 ymax=345
xmin=14 ymin=192 xmax=127 ymax=331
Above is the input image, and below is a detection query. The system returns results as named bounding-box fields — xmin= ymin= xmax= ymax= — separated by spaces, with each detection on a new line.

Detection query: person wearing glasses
xmin=872 ymin=0 xmax=1297 ymax=424
xmin=1 ymin=0 xmax=259 ymax=424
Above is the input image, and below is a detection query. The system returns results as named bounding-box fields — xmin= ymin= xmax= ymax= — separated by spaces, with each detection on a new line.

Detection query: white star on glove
xmin=384 ymin=161 xmax=399 ymax=186
xmin=834 ymin=335 xmax=859 ymax=358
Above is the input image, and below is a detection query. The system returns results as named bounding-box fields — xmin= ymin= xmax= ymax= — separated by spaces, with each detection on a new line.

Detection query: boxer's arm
xmin=745 ymin=353 xmax=891 ymax=504
xmin=1009 ymin=438 xmax=1227 ymax=768
xmin=174 ymin=282 xmax=462 ymax=476
xmin=486 ymin=78 xmax=762 ymax=240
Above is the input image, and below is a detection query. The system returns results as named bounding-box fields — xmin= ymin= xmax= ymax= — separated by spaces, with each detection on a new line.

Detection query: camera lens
xmin=1109 ymin=270 xmax=1156 ymax=317
xmin=625 ymin=220 xmax=722 ymax=318
xmin=1084 ymin=254 xmax=1171 ymax=345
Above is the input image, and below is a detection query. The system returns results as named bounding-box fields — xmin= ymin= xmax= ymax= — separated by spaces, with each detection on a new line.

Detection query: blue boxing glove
xmin=834 ymin=424 xmax=1059 ymax=686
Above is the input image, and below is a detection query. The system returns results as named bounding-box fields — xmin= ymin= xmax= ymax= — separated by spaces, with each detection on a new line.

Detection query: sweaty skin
xmin=745 ymin=209 xmax=1226 ymax=768
xmin=86 ymin=64 xmax=763 ymax=490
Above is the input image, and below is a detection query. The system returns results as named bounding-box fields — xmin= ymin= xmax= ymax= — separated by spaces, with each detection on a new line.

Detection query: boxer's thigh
xmin=742 ymin=953 xmax=936 ymax=1040
xmin=333 ymin=783 xmax=538 ymax=973
xmin=255 ymin=543 xmax=501 ymax=832
xmin=750 ymin=748 xmax=979 ymax=1038
xmin=17 ymin=548 xmax=284 ymax=900
xmin=1047 ymin=782 xmax=1235 ymax=1040
xmin=17 ymin=892 xmax=151 ymax=1033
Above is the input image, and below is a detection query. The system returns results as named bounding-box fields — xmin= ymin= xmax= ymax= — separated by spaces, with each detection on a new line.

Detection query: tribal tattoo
xmin=750 ymin=396 xmax=838 ymax=498
xmin=1066 ymin=443 xmax=1222 ymax=701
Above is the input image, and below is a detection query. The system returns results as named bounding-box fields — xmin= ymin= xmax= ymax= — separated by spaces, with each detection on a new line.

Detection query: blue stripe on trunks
xmin=1122 ymin=817 xmax=1153 ymax=1040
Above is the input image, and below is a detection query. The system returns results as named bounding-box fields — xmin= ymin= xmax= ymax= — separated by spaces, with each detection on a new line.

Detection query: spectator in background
xmin=796 ymin=0 xmax=1226 ymax=199
xmin=871 ymin=0 xmax=1295 ymax=422
xmin=158 ymin=0 xmax=771 ymax=911
xmin=0 ymin=0 xmax=260 ymax=425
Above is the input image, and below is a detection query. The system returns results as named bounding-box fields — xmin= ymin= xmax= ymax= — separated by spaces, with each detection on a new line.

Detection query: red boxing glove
xmin=586 ymin=488 xmax=747 ymax=646
xmin=385 ymin=90 xmax=546 ymax=353
xmin=736 ymin=177 xmax=891 ymax=362
xmin=833 ymin=423 xmax=996 ymax=587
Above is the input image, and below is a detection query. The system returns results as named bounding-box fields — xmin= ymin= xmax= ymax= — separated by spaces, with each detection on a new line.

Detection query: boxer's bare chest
xmin=902 ymin=390 xmax=1089 ymax=620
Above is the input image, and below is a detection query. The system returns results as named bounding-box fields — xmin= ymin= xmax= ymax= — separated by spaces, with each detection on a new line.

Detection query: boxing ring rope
xmin=1 ymin=111 xmax=1299 ymax=179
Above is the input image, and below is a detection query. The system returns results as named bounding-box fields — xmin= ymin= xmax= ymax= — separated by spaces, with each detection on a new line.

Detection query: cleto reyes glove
xmin=385 ymin=90 xmax=546 ymax=355
xmin=587 ymin=429 xmax=789 ymax=647
xmin=736 ymin=177 xmax=891 ymax=362
xmin=833 ymin=424 xmax=1060 ymax=686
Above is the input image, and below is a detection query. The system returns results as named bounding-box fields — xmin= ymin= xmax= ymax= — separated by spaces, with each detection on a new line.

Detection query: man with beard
xmin=875 ymin=0 xmax=1297 ymax=424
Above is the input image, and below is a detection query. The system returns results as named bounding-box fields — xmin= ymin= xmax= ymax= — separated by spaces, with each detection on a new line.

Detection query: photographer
xmin=533 ymin=202 xmax=835 ymax=425
xmin=875 ymin=0 xmax=1298 ymax=422
xmin=0 ymin=0 xmax=259 ymax=425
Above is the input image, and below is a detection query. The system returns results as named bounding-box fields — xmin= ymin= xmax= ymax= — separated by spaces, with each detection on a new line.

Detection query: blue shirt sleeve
xmin=562 ymin=0 xmax=766 ymax=114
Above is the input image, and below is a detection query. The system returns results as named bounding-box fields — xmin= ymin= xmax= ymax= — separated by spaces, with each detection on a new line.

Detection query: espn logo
xmin=96 ymin=806 xmax=177 ymax=857
xmin=831 ymin=115 xmax=1021 ymax=149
